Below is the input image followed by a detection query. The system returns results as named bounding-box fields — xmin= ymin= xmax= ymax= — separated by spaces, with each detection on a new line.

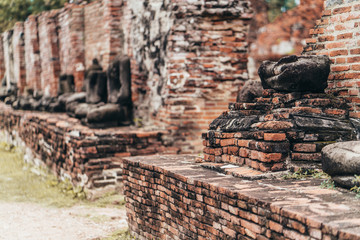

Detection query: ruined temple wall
xmin=84 ymin=1 xmax=107 ymax=70
xmin=12 ymin=23 xmax=26 ymax=95
xmin=0 ymin=0 xmax=252 ymax=153
xmin=123 ymin=0 xmax=252 ymax=152
xmin=102 ymin=0 xmax=123 ymax=66
xmin=304 ymin=0 xmax=360 ymax=118
xmin=24 ymin=15 xmax=42 ymax=93
xmin=38 ymin=10 xmax=61 ymax=96
xmin=58 ymin=5 xmax=85 ymax=92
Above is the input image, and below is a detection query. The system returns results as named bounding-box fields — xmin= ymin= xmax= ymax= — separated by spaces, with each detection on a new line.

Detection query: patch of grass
xmin=350 ymin=175 xmax=360 ymax=198
xmin=0 ymin=147 xmax=80 ymax=207
xmin=282 ymin=168 xmax=330 ymax=180
xmin=101 ymin=229 xmax=134 ymax=240
xmin=320 ymin=179 xmax=336 ymax=189
xmin=0 ymin=143 xmax=125 ymax=209
xmin=90 ymin=191 xmax=126 ymax=209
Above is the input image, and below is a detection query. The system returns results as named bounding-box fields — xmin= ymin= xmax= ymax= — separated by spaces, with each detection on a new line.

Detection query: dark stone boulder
xmin=322 ymin=141 xmax=360 ymax=189
xmin=236 ymin=80 xmax=263 ymax=103
xmin=258 ymin=55 xmax=330 ymax=93
xmin=64 ymin=92 xmax=86 ymax=105
xmin=74 ymin=102 xmax=104 ymax=119
xmin=85 ymin=59 xmax=107 ymax=104
xmin=86 ymin=104 xmax=129 ymax=128
xmin=107 ymin=55 xmax=131 ymax=105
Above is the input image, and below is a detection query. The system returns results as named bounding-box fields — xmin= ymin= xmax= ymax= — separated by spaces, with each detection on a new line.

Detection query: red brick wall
xmin=12 ymin=22 xmax=26 ymax=95
xmin=122 ymin=154 xmax=360 ymax=240
xmin=84 ymin=1 xmax=107 ymax=70
xmin=102 ymin=0 xmax=123 ymax=66
xmin=304 ymin=0 xmax=360 ymax=118
xmin=38 ymin=10 xmax=61 ymax=96
xmin=24 ymin=15 xmax=42 ymax=93
xmin=58 ymin=5 xmax=85 ymax=92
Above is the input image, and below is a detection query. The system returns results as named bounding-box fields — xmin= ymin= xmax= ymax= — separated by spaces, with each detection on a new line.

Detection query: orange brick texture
xmin=304 ymin=0 xmax=360 ymax=118
xmin=0 ymin=103 xmax=178 ymax=189
xmin=58 ymin=6 xmax=85 ymax=92
xmin=24 ymin=15 xmax=42 ymax=93
xmin=122 ymin=154 xmax=360 ymax=239
xmin=136 ymin=0 xmax=253 ymax=153
xmin=38 ymin=10 xmax=61 ymax=96
xmin=203 ymin=90 xmax=357 ymax=172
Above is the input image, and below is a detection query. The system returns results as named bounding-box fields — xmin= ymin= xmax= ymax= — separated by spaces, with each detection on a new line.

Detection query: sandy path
xmin=0 ymin=202 xmax=128 ymax=240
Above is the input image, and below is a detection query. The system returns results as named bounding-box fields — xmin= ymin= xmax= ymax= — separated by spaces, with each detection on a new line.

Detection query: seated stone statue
xmin=322 ymin=141 xmax=360 ymax=189
xmin=258 ymin=55 xmax=331 ymax=93
xmin=66 ymin=59 xmax=105 ymax=118
xmin=58 ymin=74 xmax=75 ymax=95
xmin=85 ymin=59 xmax=107 ymax=104
xmin=85 ymin=55 xmax=132 ymax=127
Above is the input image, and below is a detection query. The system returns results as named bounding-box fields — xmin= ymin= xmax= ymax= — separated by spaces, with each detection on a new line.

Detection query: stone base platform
xmin=121 ymin=154 xmax=360 ymax=240
xmin=0 ymin=103 xmax=178 ymax=191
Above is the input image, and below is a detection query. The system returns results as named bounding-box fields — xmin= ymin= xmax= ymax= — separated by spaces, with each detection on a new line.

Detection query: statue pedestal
xmin=202 ymin=90 xmax=358 ymax=172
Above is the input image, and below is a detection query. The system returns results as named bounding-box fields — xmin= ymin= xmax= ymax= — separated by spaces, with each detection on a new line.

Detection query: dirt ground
xmin=0 ymin=202 xmax=128 ymax=240
xmin=0 ymin=144 xmax=129 ymax=240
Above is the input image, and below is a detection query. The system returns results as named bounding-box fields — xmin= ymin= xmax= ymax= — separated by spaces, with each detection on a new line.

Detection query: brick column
xmin=103 ymin=0 xmax=123 ymax=66
xmin=24 ymin=15 xmax=42 ymax=94
xmin=13 ymin=22 xmax=26 ymax=95
xmin=38 ymin=10 xmax=61 ymax=96
xmin=58 ymin=5 xmax=85 ymax=92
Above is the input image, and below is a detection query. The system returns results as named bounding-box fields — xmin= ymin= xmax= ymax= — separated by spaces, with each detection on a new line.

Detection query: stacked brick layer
xmin=304 ymin=0 xmax=360 ymax=118
xmin=0 ymin=103 xmax=178 ymax=189
xmin=124 ymin=0 xmax=253 ymax=153
xmin=203 ymin=90 xmax=357 ymax=172
xmin=122 ymin=154 xmax=360 ymax=240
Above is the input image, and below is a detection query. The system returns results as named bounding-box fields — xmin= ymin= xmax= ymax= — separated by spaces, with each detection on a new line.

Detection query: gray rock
xmin=322 ymin=141 xmax=360 ymax=177
xmin=87 ymin=104 xmax=122 ymax=124
xmin=332 ymin=175 xmax=360 ymax=189
xmin=236 ymin=80 xmax=263 ymax=103
xmin=65 ymin=92 xmax=86 ymax=105
xmin=74 ymin=103 xmax=105 ymax=119
xmin=258 ymin=55 xmax=330 ymax=93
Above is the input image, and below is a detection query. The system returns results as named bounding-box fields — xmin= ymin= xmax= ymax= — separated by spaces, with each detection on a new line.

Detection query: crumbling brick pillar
xmin=84 ymin=1 xmax=106 ymax=70
xmin=103 ymin=0 xmax=123 ymax=66
xmin=38 ymin=10 xmax=61 ymax=96
xmin=304 ymin=0 xmax=360 ymax=118
xmin=0 ymin=35 xmax=5 ymax=82
xmin=13 ymin=22 xmax=26 ymax=95
xmin=160 ymin=0 xmax=253 ymax=152
xmin=24 ymin=15 xmax=42 ymax=94
xmin=58 ymin=5 xmax=85 ymax=92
